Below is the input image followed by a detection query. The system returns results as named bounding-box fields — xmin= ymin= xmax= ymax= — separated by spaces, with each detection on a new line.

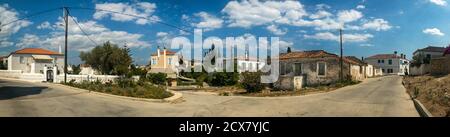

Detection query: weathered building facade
xmin=275 ymin=50 xmax=366 ymax=90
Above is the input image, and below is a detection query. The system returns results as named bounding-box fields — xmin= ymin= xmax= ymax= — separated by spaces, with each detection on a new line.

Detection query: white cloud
xmin=0 ymin=4 xmax=32 ymax=39
xmin=266 ymin=24 xmax=287 ymax=35
xmin=193 ymin=12 xmax=223 ymax=31
xmin=423 ymin=28 xmax=445 ymax=36
xmin=316 ymin=4 xmax=331 ymax=10
xmin=304 ymin=32 xmax=373 ymax=42
xmin=15 ymin=34 xmax=40 ymax=48
xmin=361 ymin=18 xmax=392 ymax=31
xmin=37 ymin=21 xmax=53 ymax=30
xmin=430 ymin=0 xmax=447 ymax=6
xmin=222 ymin=0 xmax=307 ymax=28
xmin=93 ymin=2 xmax=160 ymax=25
xmin=360 ymin=44 xmax=373 ymax=47
xmin=309 ymin=10 xmax=332 ymax=19
xmin=356 ymin=5 xmax=365 ymax=9
xmin=337 ymin=9 xmax=363 ymax=23
xmin=16 ymin=18 xmax=150 ymax=51
xmin=156 ymin=32 xmax=168 ymax=37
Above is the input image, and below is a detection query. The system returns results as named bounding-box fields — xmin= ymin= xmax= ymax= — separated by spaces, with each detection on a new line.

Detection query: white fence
xmin=56 ymin=74 xmax=120 ymax=83
xmin=0 ymin=70 xmax=139 ymax=83
xmin=0 ymin=70 xmax=22 ymax=78
xmin=410 ymin=64 xmax=431 ymax=76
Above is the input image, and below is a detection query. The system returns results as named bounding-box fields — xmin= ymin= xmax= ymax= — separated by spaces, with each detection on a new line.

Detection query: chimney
xmin=163 ymin=47 xmax=167 ymax=68
xmin=58 ymin=45 xmax=62 ymax=54
xmin=157 ymin=46 xmax=161 ymax=57
xmin=361 ymin=56 xmax=364 ymax=61
xmin=394 ymin=51 xmax=398 ymax=55
xmin=400 ymin=53 xmax=403 ymax=58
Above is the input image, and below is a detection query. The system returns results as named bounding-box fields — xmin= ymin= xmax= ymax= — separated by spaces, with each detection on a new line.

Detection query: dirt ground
xmin=403 ymin=75 xmax=450 ymax=117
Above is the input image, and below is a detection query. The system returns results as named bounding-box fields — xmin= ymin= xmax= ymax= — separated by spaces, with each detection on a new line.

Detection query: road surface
xmin=0 ymin=76 xmax=419 ymax=117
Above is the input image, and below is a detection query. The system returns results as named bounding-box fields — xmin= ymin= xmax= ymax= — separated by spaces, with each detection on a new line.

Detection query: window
xmin=152 ymin=58 xmax=157 ymax=65
xmin=378 ymin=60 xmax=381 ymax=63
xmin=293 ymin=63 xmax=302 ymax=76
xmin=168 ymin=58 xmax=172 ymax=65
xmin=20 ymin=56 xmax=25 ymax=64
xmin=426 ymin=54 xmax=431 ymax=59
xmin=242 ymin=62 xmax=247 ymax=72
xmin=317 ymin=62 xmax=326 ymax=76
xmin=359 ymin=66 xmax=363 ymax=74
xmin=280 ymin=62 xmax=286 ymax=75
xmin=382 ymin=69 xmax=385 ymax=73
xmin=249 ymin=63 xmax=253 ymax=71
xmin=381 ymin=60 xmax=385 ymax=63
xmin=388 ymin=59 xmax=392 ymax=65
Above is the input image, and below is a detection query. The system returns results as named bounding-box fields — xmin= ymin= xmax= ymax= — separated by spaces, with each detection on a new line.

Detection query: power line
xmin=0 ymin=7 xmax=62 ymax=28
xmin=68 ymin=12 xmax=100 ymax=46
xmin=67 ymin=7 xmax=194 ymax=34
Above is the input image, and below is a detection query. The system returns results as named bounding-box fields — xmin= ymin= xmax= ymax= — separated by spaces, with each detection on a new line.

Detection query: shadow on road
xmin=0 ymin=86 xmax=48 ymax=100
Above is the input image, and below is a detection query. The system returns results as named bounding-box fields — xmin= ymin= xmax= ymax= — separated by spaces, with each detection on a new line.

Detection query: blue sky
xmin=1 ymin=0 xmax=450 ymax=65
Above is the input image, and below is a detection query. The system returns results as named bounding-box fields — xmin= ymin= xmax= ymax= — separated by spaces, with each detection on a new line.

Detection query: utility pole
xmin=64 ymin=7 xmax=69 ymax=83
xmin=339 ymin=29 xmax=343 ymax=83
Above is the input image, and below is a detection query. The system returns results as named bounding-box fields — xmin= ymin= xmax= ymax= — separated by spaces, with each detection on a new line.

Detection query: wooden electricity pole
xmin=339 ymin=29 xmax=343 ymax=82
xmin=64 ymin=7 xmax=69 ymax=83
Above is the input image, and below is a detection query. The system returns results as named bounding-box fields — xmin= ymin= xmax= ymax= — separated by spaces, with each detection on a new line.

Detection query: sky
xmin=1 ymin=0 xmax=450 ymax=65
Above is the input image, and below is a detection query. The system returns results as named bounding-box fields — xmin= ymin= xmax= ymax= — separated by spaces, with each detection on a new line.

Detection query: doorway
xmin=46 ymin=70 xmax=53 ymax=82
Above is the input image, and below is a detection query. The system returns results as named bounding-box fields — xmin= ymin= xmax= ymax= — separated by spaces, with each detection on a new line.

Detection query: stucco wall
xmin=278 ymin=57 xmax=355 ymax=87
xmin=7 ymin=54 xmax=64 ymax=74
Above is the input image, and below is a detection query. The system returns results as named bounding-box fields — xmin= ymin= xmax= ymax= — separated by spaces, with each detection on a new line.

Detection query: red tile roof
xmin=280 ymin=50 xmax=363 ymax=65
xmin=366 ymin=54 xmax=402 ymax=59
xmin=280 ymin=50 xmax=337 ymax=59
xmin=444 ymin=46 xmax=450 ymax=56
xmin=12 ymin=48 xmax=62 ymax=55
xmin=151 ymin=50 xmax=176 ymax=56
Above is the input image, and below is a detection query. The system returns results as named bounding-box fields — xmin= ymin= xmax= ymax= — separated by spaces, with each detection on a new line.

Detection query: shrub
xmin=147 ymin=73 xmax=167 ymax=85
xmin=209 ymin=72 xmax=239 ymax=86
xmin=241 ymin=72 xmax=265 ymax=93
xmin=116 ymin=78 xmax=136 ymax=88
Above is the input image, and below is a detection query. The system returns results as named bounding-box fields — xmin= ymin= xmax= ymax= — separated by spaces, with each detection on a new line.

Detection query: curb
xmin=39 ymin=82 xmax=183 ymax=103
xmin=412 ymin=98 xmax=434 ymax=117
xmin=402 ymin=78 xmax=433 ymax=117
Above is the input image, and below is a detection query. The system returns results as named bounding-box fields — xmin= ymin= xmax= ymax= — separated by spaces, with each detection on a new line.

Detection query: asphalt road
xmin=0 ymin=76 xmax=419 ymax=117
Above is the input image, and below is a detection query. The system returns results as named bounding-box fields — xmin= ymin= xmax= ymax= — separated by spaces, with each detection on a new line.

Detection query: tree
xmin=0 ymin=62 xmax=6 ymax=70
xmin=79 ymin=41 xmax=132 ymax=75
xmin=287 ymin=47 xmax=292 ymax=53
xmin=241 ymin=72 xmax=265 ymax=93
xmin=70 ymin=64 xmax=81 ymax=74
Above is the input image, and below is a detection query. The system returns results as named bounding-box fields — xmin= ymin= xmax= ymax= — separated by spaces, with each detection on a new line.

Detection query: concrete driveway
xmin=0 ymin=76 xmax=419 ymax=117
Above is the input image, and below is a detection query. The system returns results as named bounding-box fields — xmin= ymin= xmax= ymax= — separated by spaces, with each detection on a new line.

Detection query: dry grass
xmin=403 ymin=75 xmax=450 ymax=117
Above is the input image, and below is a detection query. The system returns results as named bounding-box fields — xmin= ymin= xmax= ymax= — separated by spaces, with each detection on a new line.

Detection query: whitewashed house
xmin=6 ymin=48 xmax=64 ymax=81
xmin=365 ymin=52 xmax=410 ymax=75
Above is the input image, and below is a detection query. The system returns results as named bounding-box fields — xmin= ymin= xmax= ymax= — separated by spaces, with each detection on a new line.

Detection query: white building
xmin=365 ymin=53 xmax=410 ymax=75
xmin=413 ymin=46 xmax=446 ymax=62
xmin=79 ymin=64 xmax=99 ymax=75
xmin=6 ymin=48 xmax=64 ymax=81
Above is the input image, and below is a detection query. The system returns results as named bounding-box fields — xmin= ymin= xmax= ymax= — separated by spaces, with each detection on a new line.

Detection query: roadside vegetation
xmin=63 ymin=78 xmax=172 ymax=99
xmin=63 ymin=42 xmax=173 ymax=99
xmin=239 ymin=79 xmax=360 ymax=97
xmin=403 ymin=75 xmax=450 ymax=117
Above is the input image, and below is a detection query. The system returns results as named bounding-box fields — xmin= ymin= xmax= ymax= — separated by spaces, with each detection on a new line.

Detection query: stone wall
xmin=431 ymin=56 xmax=450 ymax=75
xmin=278 ymin=57 xmax=357 ymax=88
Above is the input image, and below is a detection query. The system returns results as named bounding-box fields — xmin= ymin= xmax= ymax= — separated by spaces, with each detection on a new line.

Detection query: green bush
xmin=147 ymin=73 xmax=167 ymax=85
xmin=209 ymin=72 xmax=239 ymax=86
xmin=62 ymin=78 xmax=172 ymax=99
xmin=241 ymin=72 xmax=265 ymax=93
